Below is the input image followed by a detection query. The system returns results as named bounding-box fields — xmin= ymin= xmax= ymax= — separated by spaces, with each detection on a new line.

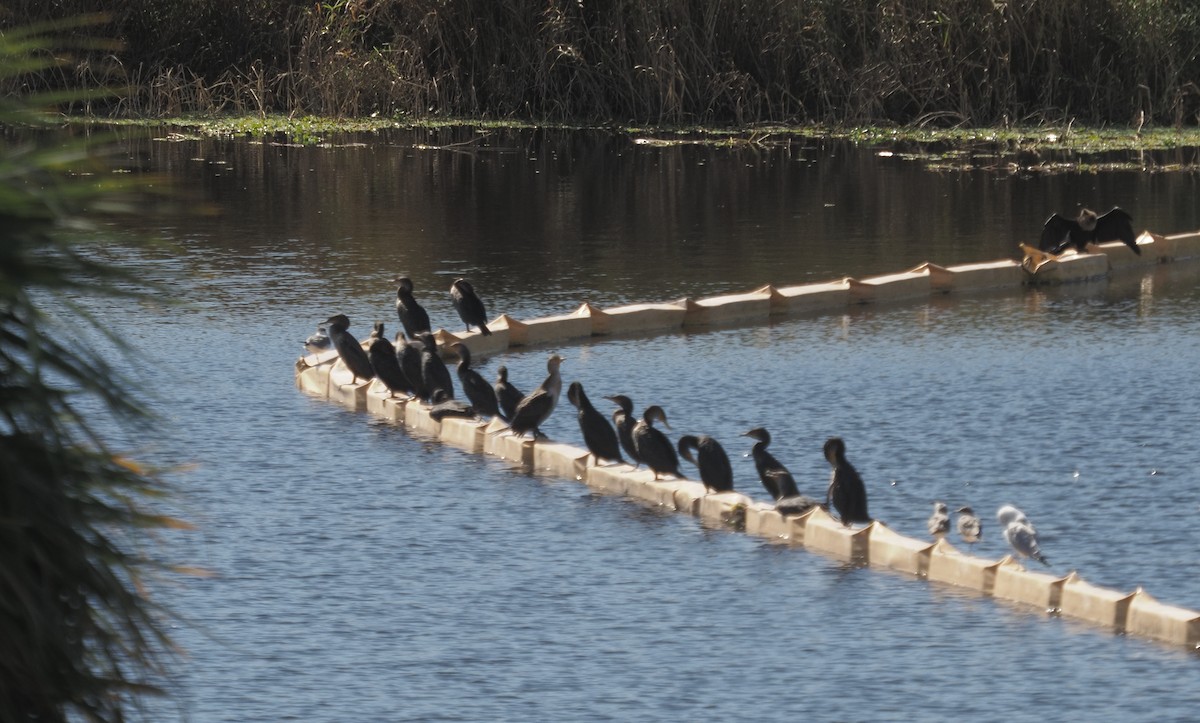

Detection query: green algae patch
xmin=86 ymin=115 xmax=1200 ymax=172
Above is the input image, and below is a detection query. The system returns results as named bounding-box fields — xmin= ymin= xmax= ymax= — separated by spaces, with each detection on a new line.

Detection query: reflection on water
xmin=82 ymin=127 xmax=1200 ymax=720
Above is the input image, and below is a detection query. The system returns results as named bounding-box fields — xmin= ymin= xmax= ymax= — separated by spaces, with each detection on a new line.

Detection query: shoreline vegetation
xmin=4 ymin=1 xmax=1199 ymax=131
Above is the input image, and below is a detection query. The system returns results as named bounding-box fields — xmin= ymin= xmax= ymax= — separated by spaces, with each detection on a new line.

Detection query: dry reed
xmin=2 ymin=0 xmax=1197 ymax=126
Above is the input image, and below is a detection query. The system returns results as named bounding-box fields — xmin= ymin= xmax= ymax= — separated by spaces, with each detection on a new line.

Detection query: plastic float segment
xmin=847 ymin=266 xmax=932 ymax=304
xmin=923 ymin=259 xmax=1024 ymax=293
xmin=1091 ymin=237 xmax=1161 ymax=270
xmin=295 ymin=359 xmax=332 ymax=399
xmin=744 ymin=502 xmax=794 ymax=541
xmin=696 ymin=490 xmax=753 ymax=529
xmin=1125 ymin=588 xmax=1200 ymax=647
xmin=366 ymin=380 xmax=415 ymax=422
xmin=439 ymin=417 xmax=488 ymax=453
xmin=590 ymin=302 xmax=686 ymax=335
xmin=327 ymin=359 xmax=370 ymax=411
xmin=762 ymin=280 xmax=851 ymax=316
xmin=581 ymin=463 xmax=631 ymax=496
xmin=1058 ymin=572 xmax=1135 ymax=631
xmin=401 ymin=399 xmax=443 ymax=439
xmin=434 ymin=322 xmax=512 ymax=358
xmin=992 ymin=558 xmax=1067 ymax=610
xmin=1165 ymin=229 xmax=1200 ymax=260
xmin=670 ymin=480 xmax=709 ymax=515
xmin=486 ymin=428 xmax=534 ymax=467
xmin=498 ymin=311 xmax=591 ymax=347
xmin=682 ymin=290 xmax=772 ymax=327
xmin=800 ymin=505 xmax=870 ymax=562
xmin=926 ymin=539 xmax=1003 ymax=593
xmin=1020 ymin=247 xmax=1110 ymax=285
xmin=530 ymin=441 xmax=591 ymax=479
xmin=866 ymin=521 xmax=934 ymax=577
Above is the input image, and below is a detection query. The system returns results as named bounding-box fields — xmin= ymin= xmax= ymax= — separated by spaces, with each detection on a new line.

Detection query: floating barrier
xmin=297 ymin=227 xmax=1200 ymax=651
xmin=847 ymin=267 xmax=931 ymax=303
xmin=683 ymin=289 xmax=773 ymax=327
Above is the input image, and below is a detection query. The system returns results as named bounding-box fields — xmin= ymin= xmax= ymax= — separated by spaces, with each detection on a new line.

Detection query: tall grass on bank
xmin=0 ymin=22 xmax=181 ymax=721
xmin=3 ymin=0 xmax=1199 ymax=126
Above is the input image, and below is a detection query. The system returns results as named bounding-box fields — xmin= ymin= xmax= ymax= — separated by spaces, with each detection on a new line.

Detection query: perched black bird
xmin=303 ymin=325 xmax=331 ymax=355
xmin=632 ymin=406 xmax=680 ymax=480
xmin=367 ymin=323 xmax=416 ymax=398
xmin=741 ymin=427 xmax=819 ymax=515
xmin=450 ymin=342 xmax=499 ymax=418
xmin=508 ymin=355 xmax=564 ymax=438
xmin=418 ymin=332 xmax=454 ymax=403
xmin=428 ymin=389 xmax=476 ymax=421
xmin=677 ymin=435 xmax=733 ymax=493
xmin=395 ymin=332 xmax=428 ymax=401
xmin=603 ymin=394 xmax=641 ymax=470
xmin=450 ymin=278 xmax=491 ymax=335
xmin=567 ymin=382 xmax=623 ymax=466
xmin=824 ymin=437 xmax=872 ymax=526
xmin=392 ymin=276 xmax=432 ymax=338
xmin=493 ymin=366 xmax=524 ymax=423
xmin=324 ymin=314 xmax=375 ymax=383
xmin=1039 ymin=207 xmax=1139 ymax=256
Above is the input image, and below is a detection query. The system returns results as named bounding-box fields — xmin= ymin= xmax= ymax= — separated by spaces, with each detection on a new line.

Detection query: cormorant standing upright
xmin=824 ymin=437 xmax=872 ymax=526
xmin=366 ymin=322 xmax=416 ymax=397
xmin=493 ymin=366 xmax=524 ymax=423
xmin=450 ymin=342 xmax=499 ymax=418
xmin=417 ymin=332 xmax=454 ymax=402
xmin=603 ymin=394 xmax=641 ymax=469
xmin=567 ymin=382 xmax=623 ymax=466
xmin=392 ymin=276 xmax=432 ymax=338
xmin=324 ymin=314 xmax=375 ymax=384
xmin=508 ymin=355 xmax=564 ymax=438
xmin=677 ymin=435 xmax=733 ymax=493
xmin=632 ymin=406 xmax=680 ymax=480
xmin=450 ymin=278 xmax=491 ymax=335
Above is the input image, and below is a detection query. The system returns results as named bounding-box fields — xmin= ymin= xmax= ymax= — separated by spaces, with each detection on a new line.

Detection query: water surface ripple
xmin=91 ymin=128 xmax=1200 ymax=721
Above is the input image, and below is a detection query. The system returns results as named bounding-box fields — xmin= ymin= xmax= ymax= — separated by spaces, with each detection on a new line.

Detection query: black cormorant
xmin=428 ymin=389 xmax=476 ymax=422
xmin=303 ymin=325 xmax=331 ymax=355
xmin=824 ymin=437 xmax=872 ymax=527
xmin=493 ymin=366 xmax=524 ymax=423
xmin=450 ymin=342 xmax=499 ymax=418
xmin=741 ymin=427 xmax=819 ymax=515
xmin=632 ymin=406 xmax=680 ymax=480
xmin=367 ymin=323 xmax=416 ymax=398
xmin=450 ymin=278 xmax=491 ymax=335
xmin=395 ymin=332 xmax=428 ymax=401
xmin=324 ymin=314 xmax=375 ymax=383
xmin=677 ymin=435 xmax=733 ymax=493
xmin=418 ymin=332 xmax=454 ymax=403
xmin=567 ymin=382 xmax=623 ymax=466
xmin=603 ymin=394 xmax=641 ymax=469
xmin=1039 ymin=207 xmax=1138 ymax=255
xmin=392 ymin=276 xmax=432 ymax=338
xmin=508 ymin=354 xmax=564 ymax=438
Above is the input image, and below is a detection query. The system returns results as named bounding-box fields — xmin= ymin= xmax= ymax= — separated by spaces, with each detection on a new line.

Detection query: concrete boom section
xmin=296 ymin=229 xmax=1200 ymax=651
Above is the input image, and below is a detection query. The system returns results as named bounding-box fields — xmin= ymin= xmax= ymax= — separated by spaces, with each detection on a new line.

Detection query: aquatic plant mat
xmin=297 ymin=231 xmax=1200 ymax=651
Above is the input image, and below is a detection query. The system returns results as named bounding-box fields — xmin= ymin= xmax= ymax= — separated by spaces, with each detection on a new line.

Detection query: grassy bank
xmin=5 ymin=0 xmax=1199 ymax=127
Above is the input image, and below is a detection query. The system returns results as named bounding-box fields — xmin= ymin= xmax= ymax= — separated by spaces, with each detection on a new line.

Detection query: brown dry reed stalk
xmin=1 ymin=0 xmax=1198 ymax=126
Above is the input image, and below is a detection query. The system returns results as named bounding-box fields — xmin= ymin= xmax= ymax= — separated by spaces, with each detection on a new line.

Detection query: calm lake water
xmin=83 ymin=126 xmax=1200 ymax=720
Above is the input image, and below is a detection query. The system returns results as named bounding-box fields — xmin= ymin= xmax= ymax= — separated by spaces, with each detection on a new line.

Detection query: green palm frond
xmin=0 ymin=19 xmax=179 ymax=723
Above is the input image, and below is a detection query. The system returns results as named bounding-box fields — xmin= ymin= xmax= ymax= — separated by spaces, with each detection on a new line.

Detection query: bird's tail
xmin=479 ymin=323 xmax=492 ymax=336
